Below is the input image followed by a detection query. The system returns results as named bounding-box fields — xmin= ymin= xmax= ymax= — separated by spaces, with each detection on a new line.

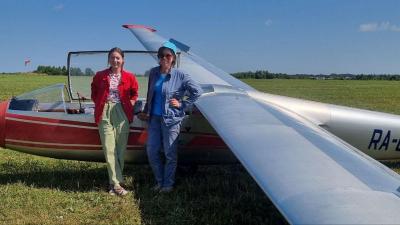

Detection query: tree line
xmin=231 ymin=70 xmax=400 ymax=80
xmin=34 ymin=66 xmax=95 ymax=76
xmin=33 ymin=66 xmax=400 ymax=80
xmin=35 ymin=65 xmax=68 ymax=75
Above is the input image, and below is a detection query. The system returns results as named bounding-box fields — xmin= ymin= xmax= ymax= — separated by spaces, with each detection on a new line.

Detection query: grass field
xmin=244 ymin=79 xmax=400 ymax=115
xmin=1 ymin=74 xmax=400 ymax=224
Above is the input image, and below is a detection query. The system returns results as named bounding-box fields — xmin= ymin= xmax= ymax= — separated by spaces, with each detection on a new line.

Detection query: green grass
xmin=0 ymin=74 xmax=66 ymax=101
xmin=243 ymin=79 xmax=400 ymax=114
xmin=0 ymin=150 xmax=277 ymax=225
xmin=2 ymin=75 xmax=400 ymax=224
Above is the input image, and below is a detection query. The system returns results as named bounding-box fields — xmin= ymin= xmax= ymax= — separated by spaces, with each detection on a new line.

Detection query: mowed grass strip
xmin=244 ymin=79 xmax=400 ymax=114
xmin=1 ymin=74 xmax=400 ymax=224
xmin=0 ymin=74 xmax=66 ymax=101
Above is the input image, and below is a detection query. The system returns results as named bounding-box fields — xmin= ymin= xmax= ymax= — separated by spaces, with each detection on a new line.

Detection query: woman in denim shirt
xmin=138 ymin=42 xmax=202 ymax=192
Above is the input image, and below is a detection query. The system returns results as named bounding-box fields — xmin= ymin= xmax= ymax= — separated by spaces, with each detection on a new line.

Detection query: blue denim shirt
xmin=143 ymin=66 xmax=203 ymax=126
xmin=151 ymin=74 xmax=167 ymax=116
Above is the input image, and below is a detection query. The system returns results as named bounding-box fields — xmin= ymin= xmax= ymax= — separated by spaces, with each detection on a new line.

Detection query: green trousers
xmin=98 ymin=102 xmax=130 ymax=187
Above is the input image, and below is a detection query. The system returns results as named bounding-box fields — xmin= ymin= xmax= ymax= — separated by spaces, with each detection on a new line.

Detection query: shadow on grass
xmin=0 ymin=159 xmax=110 ymax=192
xmin=128 ymin=165 xmax=288 ymax=225
xmin=0 ymin=152 xmax=288 ymax=225
xmin=382 ymin=160 xmax=400 ymax=169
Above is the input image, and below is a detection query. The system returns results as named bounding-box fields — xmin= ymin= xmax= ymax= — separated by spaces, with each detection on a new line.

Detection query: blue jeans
xmin=146 ymin=116 xmax=181 ymax=188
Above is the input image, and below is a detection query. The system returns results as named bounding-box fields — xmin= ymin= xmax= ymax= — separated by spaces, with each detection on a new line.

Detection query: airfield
xmin=1 ymin=73 xmax=400 ymax=225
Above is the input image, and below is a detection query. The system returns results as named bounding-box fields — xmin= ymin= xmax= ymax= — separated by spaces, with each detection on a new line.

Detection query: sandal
xmin=113 ymin=186 xmax=128 ymax=196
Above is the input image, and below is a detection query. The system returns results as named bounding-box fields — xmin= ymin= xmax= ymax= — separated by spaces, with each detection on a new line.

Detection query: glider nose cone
xmin=0 ymin=100 xmax=9 ymax=147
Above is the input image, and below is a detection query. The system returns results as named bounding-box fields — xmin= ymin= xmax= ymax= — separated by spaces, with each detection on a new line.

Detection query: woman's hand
xmin=169 ymin=98 xmax=181 ymax=108
xmin=137 ymin=112 xmax=149 ymax=121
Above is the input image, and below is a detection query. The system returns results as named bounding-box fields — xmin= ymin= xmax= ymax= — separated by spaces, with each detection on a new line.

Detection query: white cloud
xmin=359 ymin=23 xmax=378 ymax=32
xmin=265 ymin=19 xmax=273 ymax=27
xmin=53 ymin=4 xmax=64 ymax=11
xmin=359 ymin=21 xmax=400 ymax=32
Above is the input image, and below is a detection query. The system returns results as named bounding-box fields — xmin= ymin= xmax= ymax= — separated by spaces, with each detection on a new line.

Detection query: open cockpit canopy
xmin=9 ymin=83 xmax=70 ymax=112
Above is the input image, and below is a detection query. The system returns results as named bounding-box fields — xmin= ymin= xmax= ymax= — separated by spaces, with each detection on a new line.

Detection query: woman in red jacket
xmin=91 ymin=47 xmax=139 ymax=196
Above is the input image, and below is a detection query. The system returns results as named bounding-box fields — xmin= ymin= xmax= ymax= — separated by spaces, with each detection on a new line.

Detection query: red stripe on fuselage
xmin=5 ymin=116 xmax=147 ymax=146
xmin=6 ymin=140 xmax=144 ymax=151
xmin=6 ymin=140 xmax=102 ymax=150
xmin=4 ymin=112 xmax=226 ymax=151
xmin=6 ymin=119 xmax=100 ymax=144
xmin=6 ymin=113 xmax=145 ymax=131
xmin=0 ymin=101 xmax=9 ymax=147
xmin=6 ymin=113 xmax=97 ymax=127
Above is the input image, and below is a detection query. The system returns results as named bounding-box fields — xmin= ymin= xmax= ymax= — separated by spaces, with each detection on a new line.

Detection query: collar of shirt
xmin=109 ymin=73 xmax=121 ymax=78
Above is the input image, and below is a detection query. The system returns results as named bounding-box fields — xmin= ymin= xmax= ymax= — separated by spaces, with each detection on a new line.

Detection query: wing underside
xmin=124 ymin=24 xmax=400 ymax=224
xmin=196 ymin=91 xmax=400 ymax=224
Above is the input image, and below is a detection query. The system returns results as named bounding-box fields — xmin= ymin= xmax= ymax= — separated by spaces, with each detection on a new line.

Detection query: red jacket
xmin=91 ymin=68 xmax=139 ymax=124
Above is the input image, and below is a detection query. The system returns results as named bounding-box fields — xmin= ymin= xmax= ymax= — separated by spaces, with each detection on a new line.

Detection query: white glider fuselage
xmin=252 ymin=91 xmax=400 ymax=160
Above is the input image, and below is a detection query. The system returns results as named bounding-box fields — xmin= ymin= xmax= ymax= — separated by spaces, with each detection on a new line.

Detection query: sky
xmin=1 ymin=0 xmax=400 ymax=75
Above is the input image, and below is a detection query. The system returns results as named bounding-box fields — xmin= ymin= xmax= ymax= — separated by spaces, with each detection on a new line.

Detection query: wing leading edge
xmin=123 ymin=24 xmax=254 ymax=91
xmin=125 ymin=24 xmax=400 ymax=224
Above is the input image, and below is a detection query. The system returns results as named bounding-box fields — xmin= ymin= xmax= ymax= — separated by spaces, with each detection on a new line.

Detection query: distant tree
xmin=84 ymin=68 xmax=95 ymax=76
xmin=34 ymin=65 xmax=67 ymax=75
xmin=69 ymin=67 xmax=84 ymax=76
xmin=62 ymin=66 xmax=67 ymax=75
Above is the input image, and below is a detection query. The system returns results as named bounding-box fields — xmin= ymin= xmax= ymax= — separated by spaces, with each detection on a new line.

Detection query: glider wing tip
xmin=122 ymin=24 xmax=156 ymax=32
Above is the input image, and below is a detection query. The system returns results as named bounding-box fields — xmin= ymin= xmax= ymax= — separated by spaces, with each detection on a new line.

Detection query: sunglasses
xmin=158 ymin=53 xmax=173 ymax=59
